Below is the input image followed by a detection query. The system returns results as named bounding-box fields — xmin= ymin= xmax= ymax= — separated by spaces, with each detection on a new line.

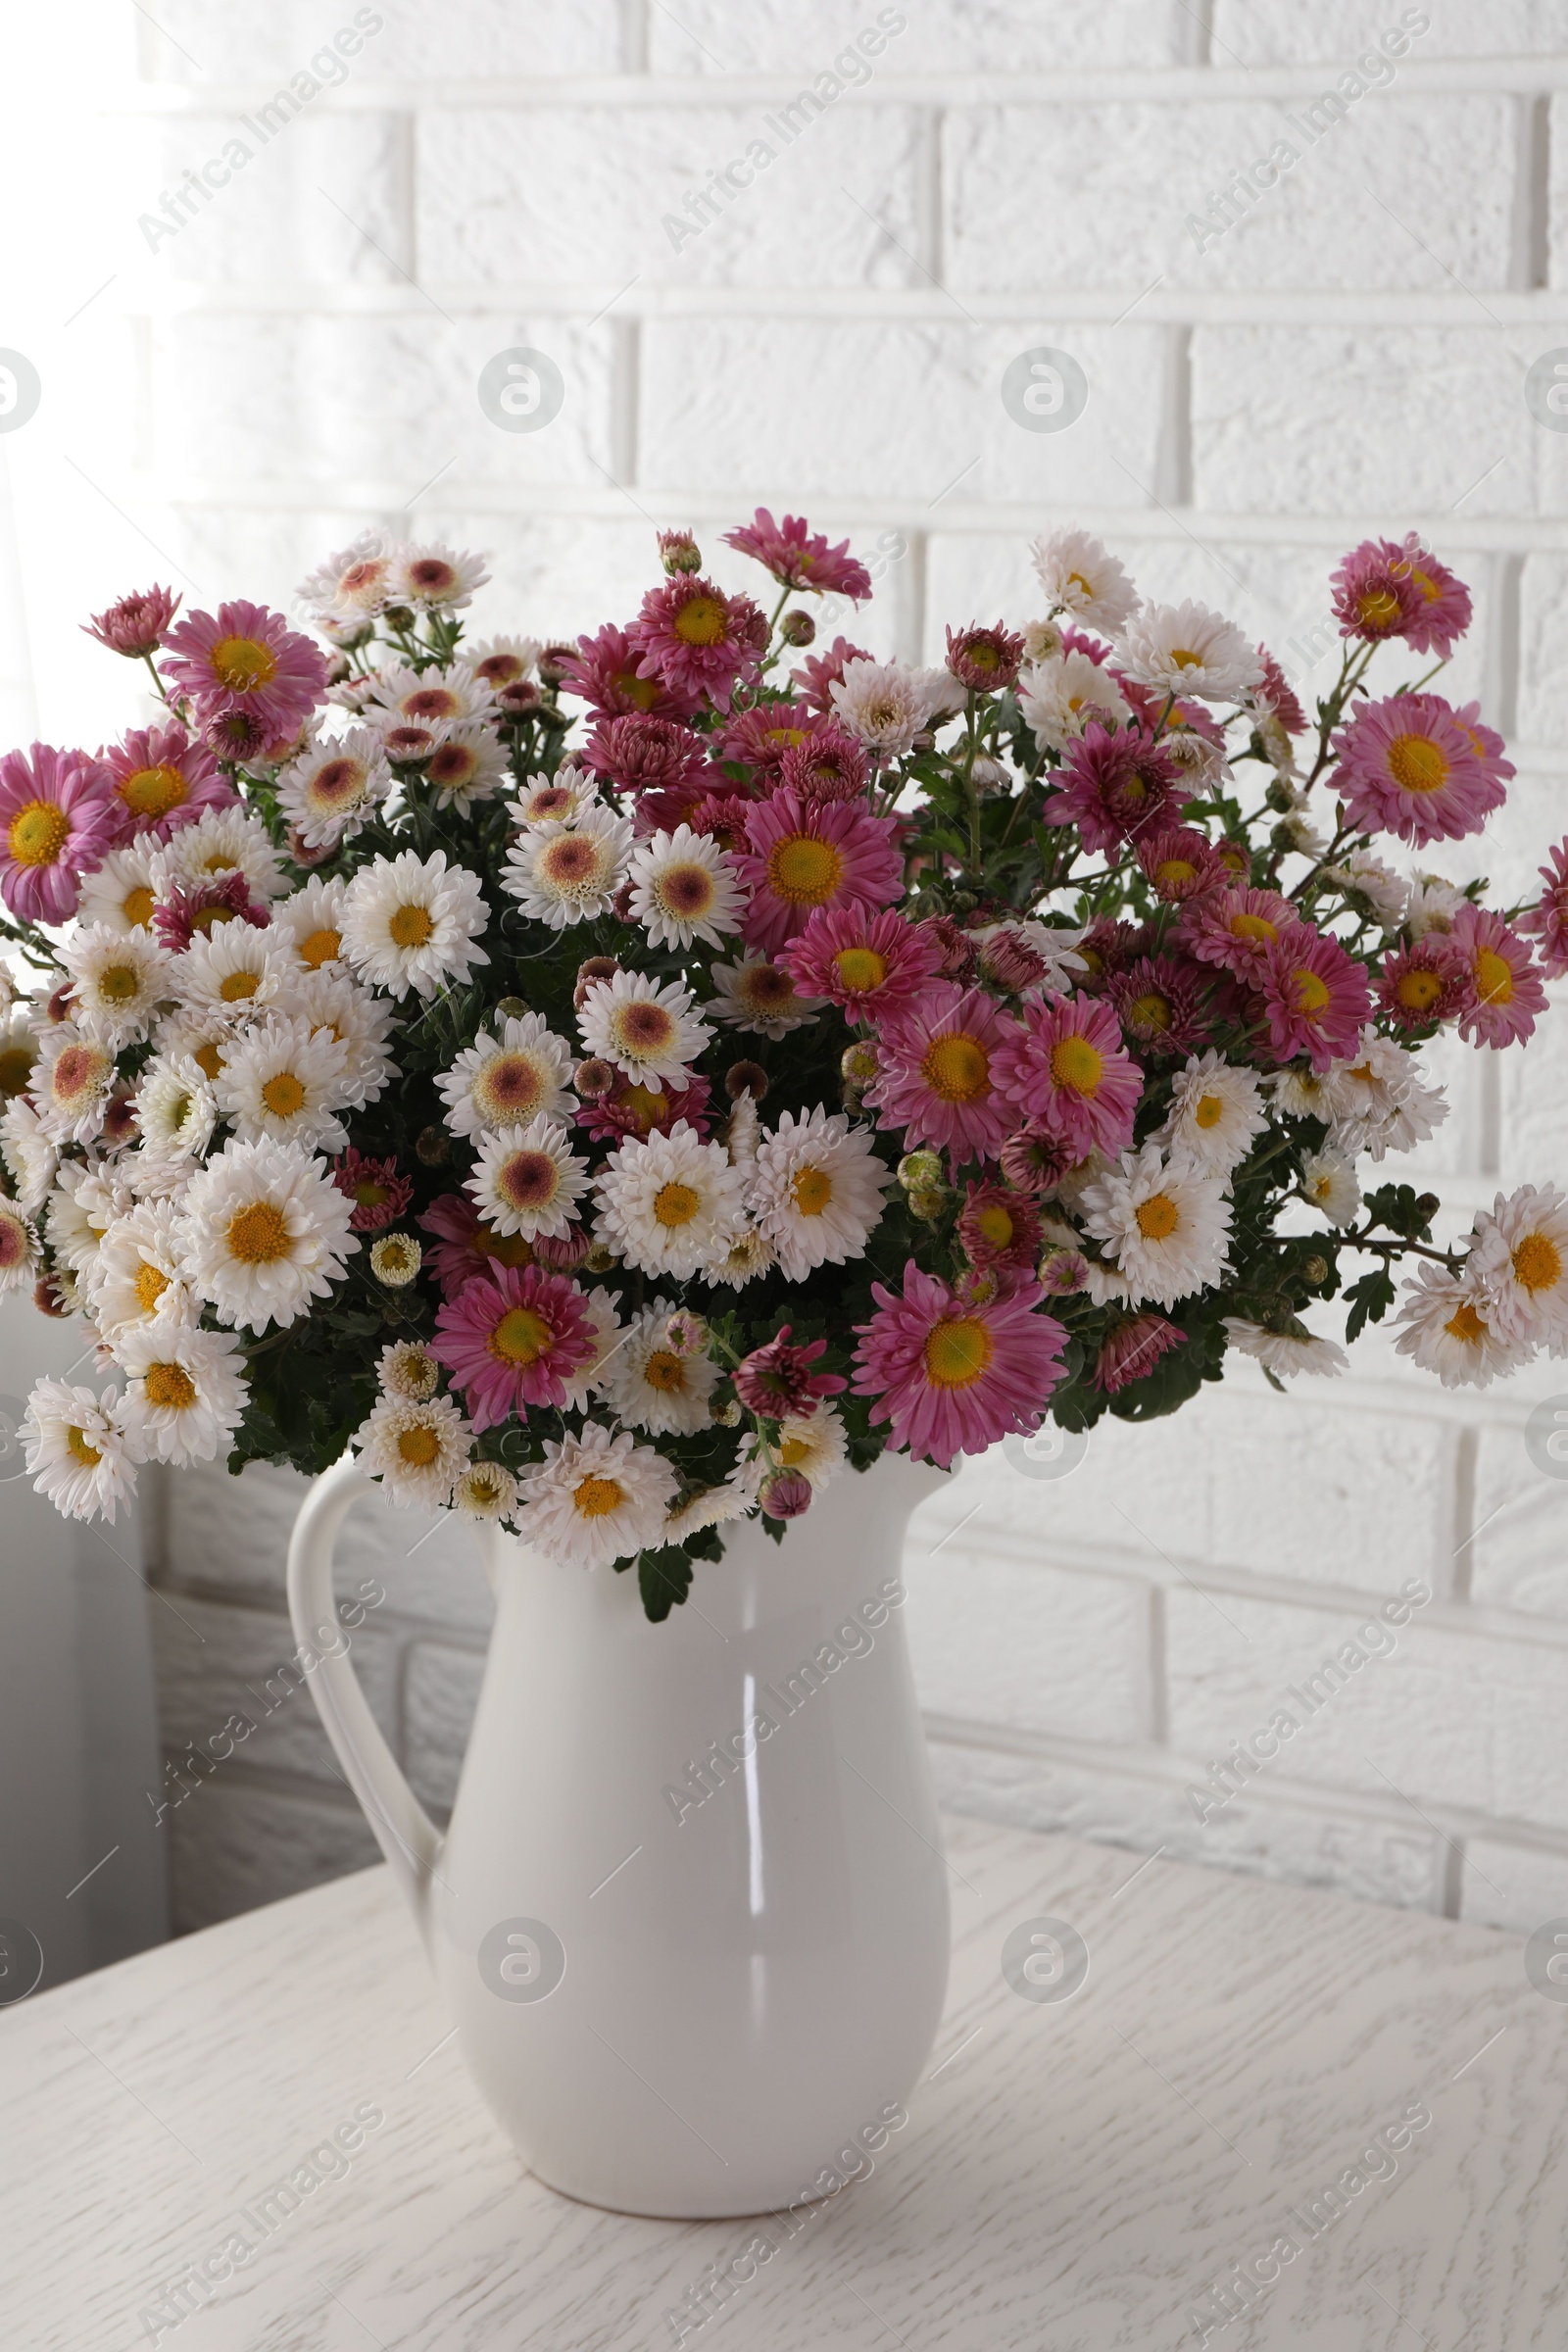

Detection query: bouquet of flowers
xmin=2 ymin=513 xmax=1564 ymax=1616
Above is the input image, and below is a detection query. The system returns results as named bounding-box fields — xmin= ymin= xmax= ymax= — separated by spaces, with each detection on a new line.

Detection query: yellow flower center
xmin=643 ymin=1348 xmax=686 ymax=1393
xmin=1155 ymin=858 xmax=1197 ymax=890
xmin=476 ymin=1223 xmax=533 ymax=1268
xmin=1387 ymin=732 xmax=1448 ymax=795
xmin=144 ymin=1361 xmax=197 ymax=1410
xmin=1396 ymin=969 xmax=1443 ymax=1012
xmin=619 ymin=1082 xmax=668 ymax=1124
xmin=96 ymin=962 xmax=141 ymax=1004
xmin=389 ymin=903 xmax=434 ymax=949
xmin=398 ymin=1425 xmax=441 ymax=1467
xmin=834 ymin=947 xmax=887 ymax=992
xmin=66 ymin=1425 xmax=102 ymax=1467
xmin=8 ymin=800 xmax=70 ymax=867
xmin=573 ymin=1473 xmax=625 ymax=1517
xmin=1168 ymin=647 xmax=1203 ymax=669
xmin=921 ymin=1032 xmax=990 ymax=1103
xmin=975 ymin=1203 xmax=1014 ymax=1249
xmin=1066 ymin=570 xmax=1093 ymax=598
xmin=209 ymin=634 xmax=278 ymax=691
xmin=766 ymin=835 xmax=844 ymax=906
xmin=133 ymin=1260 xmax=171 ymax=1313
xmin=1474 ymin=948 xmax=1513 ymax=1006
xmin=298 ymin=926 xmax=341 ymax=969
xmin=923 ymin=1315 xmax=994 ymax=1390
xmin=1445 ymin=1301 xmax=1487 ymax=1344
xmin=123 ymin=886 xmax=156 ymax=928
xmin=491 ymin=1305 xmax=553 ymax=1365
xmin=227 ymin=1200 xmax=290 ymax=1264
xmin=1127 ymin=991 xmax=1171 ymax=1032
xmin=194 ymin=1041 xmax=224 ymax=1082
xmin=1049 ymin=1034 xmax=1102 ymax=1095
xmin=1292 ymin=968 xmax=1331 ymax=1015
xmin=1512 ymin=1232 xmax=1562 ymax=1294
xmin=1229 ymin=911 xmax=1276 ymax=942
xmin=1194 ymin=1093 xmax=1224 ymax=1129
xmin=792 ymin=1165 xmax=833 ymax=1216
xmin=779 ymin=1437 xmax=811 ymax=1468
xmin=219 ymin=969 xmax=262 ymax=1003
xmin=261 ymin=1072 xmax=307 ymax=1117
xmin=654 ymin=1180 xmax=701 ymax=1228
xmin=672 ymin=595 xmax=728 ymax=647
xmin=1136 ymin=1192 xmax=1180 ymax=1241
xmin=1357 ymin=587 xmax=1400 ymax=628
xmin=120 ymin=763 xmax=186 ymax=820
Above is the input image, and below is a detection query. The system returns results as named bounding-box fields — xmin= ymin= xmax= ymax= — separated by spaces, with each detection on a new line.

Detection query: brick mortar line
xmin=143 ymin=1569 xmax=493 ymax=1654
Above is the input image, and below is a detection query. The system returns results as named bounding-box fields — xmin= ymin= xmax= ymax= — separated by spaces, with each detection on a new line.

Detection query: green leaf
xmin=1344 ymin=1266 xmax=1396 ymax=1343
xmin=637 ymin=1546 xmax=694 ymax=1622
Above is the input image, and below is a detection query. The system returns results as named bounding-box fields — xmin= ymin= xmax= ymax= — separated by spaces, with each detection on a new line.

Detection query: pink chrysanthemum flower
xmin=152 ymin=871 xmax=269 ymax=954
xmin=1251 ymin=648 xmax=1306 ymax=736
xmin=991 ymin=993 xmax=1142 ymax=1159
xmin=416 ymin=1193 xmax=535 ymax=1300
xmin=946 ymin=623 xmax=1025 ymax=693
xmin=553 ymin=624 xmax=700 ymax=721
xmin=957 ymin=1181 xmax=1044 ymax=1272
xmin=999 ymin=1118 xmax=1078 ymax=1196
xmin=1449 ymin=699 xmax=1515 ymax=795
xmin=717 ymin=703 xmax=824 ymax=776
xmin=735 ymin=787 xmax=903 ymax=956
xmin=1449 ymin=904 xmax=1547 ymax=1049
xmin=722 ymin=509 xmax=872 ymax=600
xmin=1334 ymin=693 xmax=1504 ymax=849
xmin=102 ymin=720 xmax=234 ymax=844
xmin=1073 ymin=916 xmax=1149 ymax=991
xmin=1137 ymin=825 xmax=1226 ymax=904
xmin=1260 ymin=926 xmax=1374 ymax=1070
xmin=582 ymin=713 xmax=710 ymax=799
xmin=1331 ymin=538 xmax=1421 ymax=642
xmin=574 ymin=1069 xmax=713 ymax=1146
xmin=1043 ymin=722 xmax=1182 ymax=856
xmin=782 ymin=905 xmax=944 ymax=1028
xmin=83 ymin=584 xmax=181 ymax=659
xmin=1519 ymin=838 xmax=1568 ymax=978
xmin=161 ymin=600 xmax=328 ymax=743
xmin=1183 ymin=886 xmax=1297 ymax=980
xmin=1093 ymin=1313 xmax=1186 ymax=1396
xmin=852 ymin=1259 xmax=1066 ymax=1469
xmin=1376 ymin=936 xmax=1474 ymax=1035
xmin=331 ymin=1148 xmax=414 ymax=1233
xmin=777 ymin=728 xmax=869 ymax=805
xmin=733 ymin=1326 xmax=847 ymax=1416
xmin=631 ymin=574 xmax=767 ymax=712
xmin=0 ymin=743 xmax=118 ymax=923
xmin=1399 ymin=543 xmax=1473 ymax=659
xmin=1109 ymin=954 xmax=1213 ymax=1058
xmin=432 ymin=1261 xmax=599 ymax=1431
xmin=867 ymin=982 xmax=1020 ymax=1165
xmin=685 ymin=791 xmax=759 ymax=853
xmin=790 ymin=636 xmax=874 ymax=715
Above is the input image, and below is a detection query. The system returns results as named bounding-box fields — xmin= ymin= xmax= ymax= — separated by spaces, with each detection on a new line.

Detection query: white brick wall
xmin=109 ymin=0 xmax=1568 ymax=1936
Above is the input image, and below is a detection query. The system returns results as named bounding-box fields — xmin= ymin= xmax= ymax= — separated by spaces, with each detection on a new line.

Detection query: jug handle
xmin=286 ymin=1454 xmax=443 ymax=1950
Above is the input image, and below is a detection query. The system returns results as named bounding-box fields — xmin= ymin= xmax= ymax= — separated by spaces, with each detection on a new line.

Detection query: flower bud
xmin=574 ymin=1056 xmax=616 ymax=1100
xmin=840 ymin=1042 xmax=878 ymax=1089
xmin=574 ymin=955 xmax=620 ymax=1008
xmin=724 ymin=1059 xmax=768 ymax=1101
xmin=759 ymin=1469 xmax=813 ymax=1521
xmin=712 ymin=1397 xmax=742 ymax=1427
xmin=658 ymin=528 xmax=703 ymax=575
xmin=779 ymin=610 xmax=815 ymax=647
xmin=898 ymin=1150 xmax=943 ymax=1192
xmin=537 ymin=642 xmax=576 ymax=686
xmin=495 ymin=995 xmax=528 ymax=1020
xmin=415 ymin=1123 xmax=450 ymax=1167
xmin=584 ymin=1241 xmax=618 ymax=1274
xmin=907 ymin=1188 xmax=948 ymax=1222
xmin=1301 ymin=1254 xmax=1329 ymax=1285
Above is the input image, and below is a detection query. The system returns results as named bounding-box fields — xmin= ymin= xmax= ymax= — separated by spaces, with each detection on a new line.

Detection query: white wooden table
xmin=3 ymin=1816 xmax=1563 ymax=2350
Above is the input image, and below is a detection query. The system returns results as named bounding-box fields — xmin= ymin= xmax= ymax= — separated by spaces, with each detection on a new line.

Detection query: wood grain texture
xmin=1 ymin=1817 xmax=1560 ymax=2350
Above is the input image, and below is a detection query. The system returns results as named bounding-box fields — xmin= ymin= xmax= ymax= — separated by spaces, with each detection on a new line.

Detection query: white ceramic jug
xmin=286 ymin=1450 xmax=952 ymax=2218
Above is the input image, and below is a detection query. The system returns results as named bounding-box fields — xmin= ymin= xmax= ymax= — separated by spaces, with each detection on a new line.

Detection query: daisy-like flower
xmin=1137 ymin=825 xmax=1226 ymax=906
xmin=363 ymin=660 xmax=494 ymax=736
xmin=631 ymin=573 xmax=766 ymax=711
xmin=1333 ymin=693 xmax=1503 ymax=849
xmin=703 ymin=1224 xmax=777 ymax=1289
xmin=1016 ymin=650 xmax=1132 ymax=755
xmin=431 ymin=1260 xmax=599 ymax=1429
xmin=1078 ymin=1143 xmax=1233 ymax=1308
xmin=425 ymin=724 xmax=509 ymax=811
xmin=213 ymin=1014 xmax=355 ymax=1152
xmin=502 ymin=807 xmax=633 ymax=930
xmin=0 ymin=743 xmax=118 ymax=923
xmin=0 ymin=1096 xmax=57 ymax=1212
xmin=722 ymin=508 xmax=872 ymax=599
xmin=946 ymin=622 xmax=1025 ymax=694
xmin=86 ymin=1199 xmax=194 ymax=1336
xmin=707 ymin=952 xmax=820 ymax=1039
xmin=1404 ymin=874 xmax=1466 ymax=940
xmin=1267 ymin=1065 xmax=1335 ymax=1121
xmin=34 ymin=1027 xmax=117 ymax=1144
xmin=1468 ymin=1185 xmax=1568 ymax=1350
xmin=1377 ymin=935 xmax=1473 ymax=1036
xmin=594 ymin=1120 xmax=748 ymax=1281
xmin=1323 ymin=1028 xmax=1446 ymax=1161
xmin=956 ymin=1181 xmax=1044 ymax=1272
xmin=116 ymin=1322 xmax=249 ymax=1466
xmin=991 ymin=992 xmax=1142 ymax=1160
xmin=578 ymin=970 xmax=711 ymax=1088
xmin=327 ymin=1145 xmax=413 ymax=1235
xmin=1448 ymin=905 xmax=1546 ymax=1049
xmin=275 ymin=729 xmax=391 ymax=850
xmin=627 ymin=825 xmax=747 ymax=951
xmin=178 ymin=919 xmax=296 ymax=1021
xmin=46 ymin=1163 xmax=128 ymax=1280
xmin=513 ymin=1422 xmax=679 ymax=1571
xmin=1154 ymin=1051 xmax=1266 ymax=1174
xmin=23 ymin=1380 xmax=137 ymax=1523
xmin=470 ymin=633 xmax=541 ymax=691
xmin=1299 ymin=1149 xmax=1361 ymax=1225
xmin=0 ymin=1199 xmax=38 ymax=1292
xmin=771 ymin=1403 xmax=848 ymax=1493
xmin=177 ymin=1135 xmax=358 ymax=1334
xmin=1115 ymin=601 xmax=1262 ymax=703
xmin=369 ymin=1233 xmax=421 ymax=1287
xmin=162 ymin=599 xmax=327 ymax=742
xmin=601 ymin=1301 xmax=720 ymax=1436
xmin=1183 ymin=885 xmax=1297 ymax=980
xmin=297 ymin=529 xmax=399 ymax=624
xmin=556 ymin=1286 xmax=627 ymax=1410
xmin=102 ymin=721 xmax=232 ymax=844
xmin=1222 ymin=1319 xmax=1349 ymax=1379
xmin=663 ymin=1477 xmax=757 ymax=1542
xmin=1403 ymin=543 xmax=1475 ymax=658
xmin=437 ymin=1012 xmax=575 ymax=1140
xmin=778 ymin=729 xmax=869 ymax=805
xmin=341 ymin=850 xmax=490 ymax=1001
xmin=454 ymin=1460 xmax=518 ymax=1521
xmin=1329 ymin=536 xmax=1421 ymax=642
xmin=1260 ymin=928 xmax=1374 ymax=1071
xmin=466 ymin=1114 xmax=589 ymax=1241
xmin=734 ymin=788 xmax=903 ymax=956
xmin=1519 ymin=838 xmax=1568 ymax=978
xmin=1108 ymin=953 xmax=1211 ymax=1058
xmin=151 ymin=805 xmax=285 ymax=906
xmin=1043 ymin=723 xmax=1181 ymax=856
xmin=377 ymin=1338 xmax=440 ymax=1400
xmin=77 ymin=842 xmax=161 ymax=935
xmin=275 ymin=970 xmax=396 ymax=1108
xmin=418 ymin=1193 xmax=535 ymax=1298
xmin=514 ymin=771 xmax=600 ymax=829
xmin=1092 ymin=1313 xmax=1187 ymax=1396
xmin=828 ymin=658 xmax=962 ymax=757
xmin=781 ymin=905 xmax=944 ymax=1028
xmin=0 ymin=1004 xmax=35 ymax=1104
xmin=747 ymin=1105 xmax=890 ymax=1279
xmin=852 ymin=1259 xmax=1066 ymax=1470
xmin=270 ymin=875 xmax=350 ymax=974
xmin=354 ymin=1393 xmax=472 ymax=1509
xmin=869 ymin=983 xmax=1019 ymax=1166
xmin=558 ymin=620 xmax=706 ymax=724
xmin=1030 ymin=527 xmax=1139 ymax=634
xmin=1322 ymin=849 xmax=1408 ymax=931
xmin=1392 ymin=1261 xmax=1524 ymax=1388
xmin=392 ymin=543 xmax=490 ymax=611
xmin=62 ymin=923 xmax=173 ymax=1050
xmin=84 ymin=583 xmax=181 ymax=659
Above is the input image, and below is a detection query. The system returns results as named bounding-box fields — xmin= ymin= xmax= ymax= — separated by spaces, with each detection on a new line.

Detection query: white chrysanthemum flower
xmin=1393 ymin=1262 xmax=1528 ymax=1389
xmin=85 ymin=1200 xmax=196 ymax=1337
xmin=150 ymin=1005 xmax=231 ymax=1083
xmin=724 ymin=1090 xmax=760 ymax=1172
xmin=0 ymin=1198 xmax=38 ymax=1292
xmin=594 ymin=1120 xmax=749 ymax=1281
xmin=1323 ymin=1028 xmax=1446 ymax=1162
xmin=178 ymin=921 xmax=298 ymax=1023
xmin=502 ymin=807 xmax=633 ymax=929
xmin=578 ymin=970 xmax=711 ymax=1087
xmin=1279 ymin=810 xmax=1329 ymax=859
xmin=424 ymin=722 xmax=509 ymax=811
xmin=1078 ymin=1142 xmax=1232 ymax=1308
xmin=135 ymin=1054 xmax=218 ymax=1171
xmin=213 ymin=1014 xmax=356 ymax=1152
xmin=34 ymin=1027 xmax=117 ymax=1144
xmin=466 ymin=1114 xmax=588 ymax=1241
xmin=469 ymin=633 xmax=541 ymax=688
xmin=341 ymin=850 xmax=491 ymax=1001
xmin=628 ymin=825 xmax=747 ymax=951
xmin=1115 ymin=600 xmax=1263 ymax=703
xmin=1154 ymin=1053 xmax=1266 ymax=1177
xmin=23 ymin=1380 xmax=137 ymax=1523
xmin=747 ymin=1105 xmax=889 ymax=1280
xmin=1030 ymin=527 xmax=1140 ymax=634
xmin=275 ymin=728 xmax=391 ymax=850
xmin=1222 ymin=1319 xmax=1349 ymax=1380
xmin=76 ymin=843 xmax=160 ymax=935
xmin=513 ymin=1422 xmax=678 ymax=1571
xmin=436 ymin=1012 xmax=575 ymax=1140
xmin=377 ymin=1338 xmax=440 ymax=1401
xmin=829 ymin=658 xmax=962 ymax=755
xmin=62 ymin=923 xmax=170 ymax=1051
xmin=1323 ymin=850 xmax=1406 ymax=928
xmin=1468 ymin=1185 xmax=1568 ymax=1351
xmin=662 ymin=1477 xmax=756 ymax=1542
xmin=1404 ymin=874 xmax=1465 ymax=939
xmin=707 ymin=952 xmax=819 ymax=1039
xmin=362 ymin=658 xmax=495 ymax=736
xmin=774 ymin=1402 xmax=848 ymax=1493
xmin=0 ymin=1004 xmax=38 ymax=1104
xmin=1016 ymin=650 xmax=1132 ymax=753
xmin=150 ymin=806 xmax=284 ymax=904
xmin=514 ymin=771 xmax=600 ymax=828
xmin=702 ymin=1223 xmax=777 ymax=1290
xmin=1161 ymin=723 xmax=1230 ymax=793
xmin=601 ymin=1301 xmax=720 ymax=1436
xmin=116 ymin=1322 xmax=249 ymax=1467
xmin=177 ymin=1136 xmax=359 ymax=1334
xmin=354 ymin=1392 xmax=472 ymax=1508
xmin=369 ymin=1233 xmax=421 ymax=1287
xmin=1267 ymin=1065 xmax=1336 ymax=1121
xmin=297 ymin=527 xmax=400 ymax=622
xmin=1299 ymin=1149 xmax=1361 ymax=1226
xmin=1 ymin=1096 xmax=58 ymax=1212
xmin=454 ymin=1459 xmax=518 ymax=1520
xmin=557 ymin=1287 xmax=627 ymax=1411
xmin=46 ymin=1165 xmax=128 ymax=1280
xmin=391 ymin=543 xmax=491 ymax=612
xmin=1021 ymin=618 xmax=1064 ymax=663
xmin=270 ymin=875 xmax=350 ymax=974
xmin=274 ymin=970 xmax=396 ymax=1107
